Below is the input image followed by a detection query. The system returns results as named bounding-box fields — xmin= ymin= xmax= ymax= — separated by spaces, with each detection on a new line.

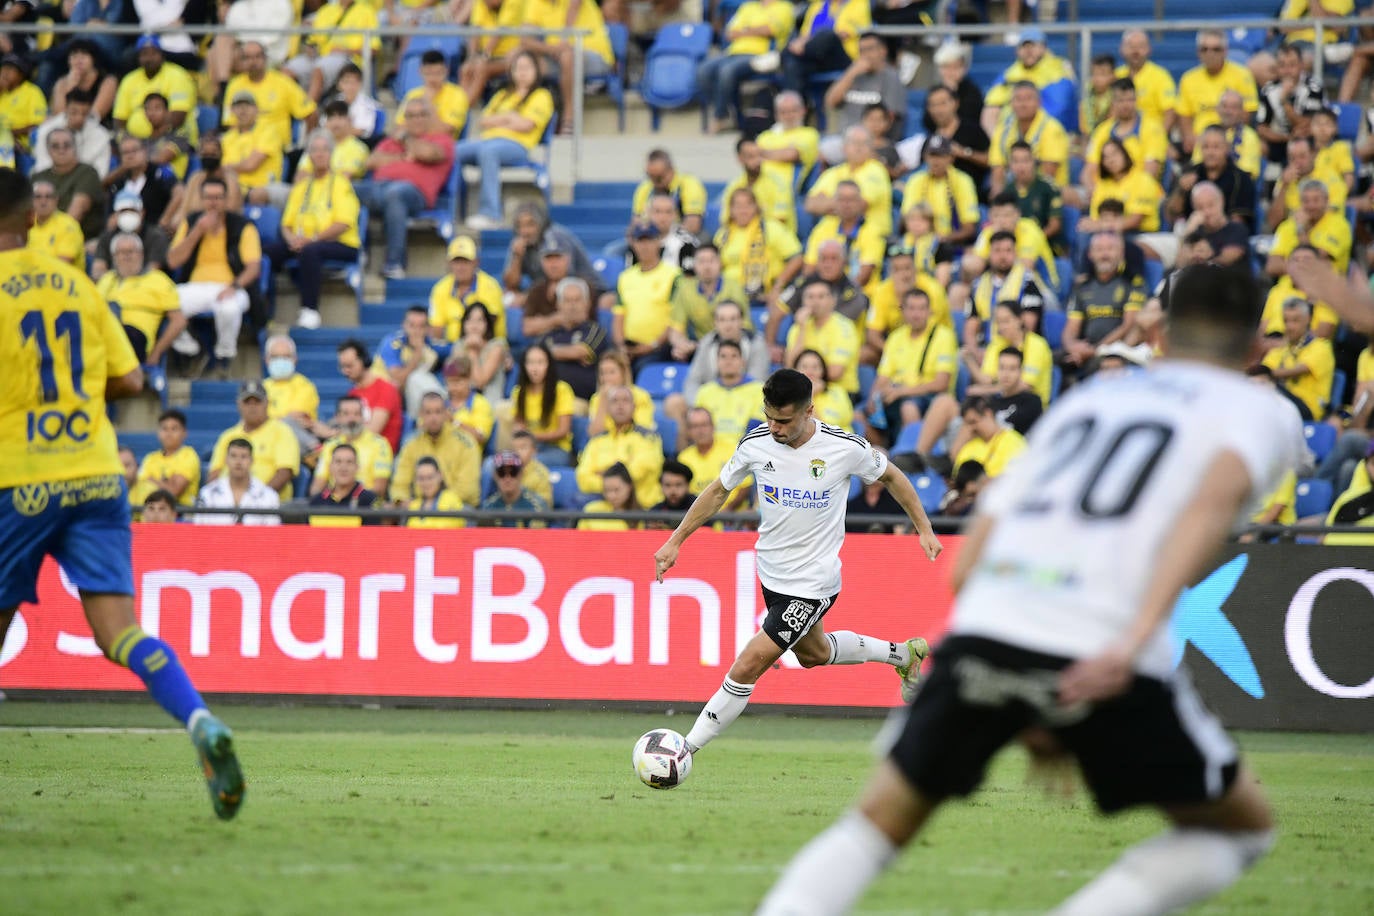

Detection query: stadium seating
xmin=636 ymin=362 xmax=687 ymax=399
xmin=588 ymin=23 xmax=630 ymax=133
xmin=908 ymin=473 xmax=946 ymax=516
xmin=457 ymin=118 xmax=556 ymax=218
xmin=641 ymin=23 xmax=714 ymax=130
xmin=1304 ymin=423 xmax=1337 ymax=464
xmin=1295 ymin=478 xmax=1334 ymax=519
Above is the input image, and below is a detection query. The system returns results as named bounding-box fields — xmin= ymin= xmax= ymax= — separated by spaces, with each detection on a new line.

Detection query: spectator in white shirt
xmin=194 ymin=438 xmax=283 ymax=525
xmin=33 ymin=89 xmax=111 ymax=179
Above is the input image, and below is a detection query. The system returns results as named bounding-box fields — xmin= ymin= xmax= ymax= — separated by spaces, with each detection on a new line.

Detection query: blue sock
xmin=109 ymin=626 xmax=207 ymax=728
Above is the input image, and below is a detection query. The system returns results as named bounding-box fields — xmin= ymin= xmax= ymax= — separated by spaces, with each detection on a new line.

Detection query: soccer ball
xmin=631 ymin=728 xmax=693 ymax=789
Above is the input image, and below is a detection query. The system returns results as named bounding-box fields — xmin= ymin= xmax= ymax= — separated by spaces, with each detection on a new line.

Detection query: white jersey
xmin=720 ymin=419 xmax=889 ymax=598
xmin=953 ymin=361 xmax=1303 ymax=679
xmin=193 ymin=477 xmax=282 ymax=525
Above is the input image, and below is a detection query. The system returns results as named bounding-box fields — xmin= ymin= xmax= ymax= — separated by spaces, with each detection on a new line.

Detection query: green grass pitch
xmin=1 ymin=702 xmax=1371 ymax=915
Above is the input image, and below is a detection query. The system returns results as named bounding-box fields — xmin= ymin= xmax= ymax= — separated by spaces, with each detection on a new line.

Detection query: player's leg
xmin=793 ymin=614 xmax=929 ymax=702
xmin=1050 ymin=675 xmax=1272 ymax=916
xmin=683 ymin=628 xmax=785 ymax=753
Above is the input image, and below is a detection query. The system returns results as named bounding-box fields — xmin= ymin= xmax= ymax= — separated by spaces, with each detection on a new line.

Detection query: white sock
xmin=826 ymin=631 xmax=904 ymax=666
xmin=684 ymin=676 xmax=753 ymax=752
xmin=1051 ymin=828 xmax=1276 ymax=916
xmin=756 ymin=810 xmax=898 ymax=915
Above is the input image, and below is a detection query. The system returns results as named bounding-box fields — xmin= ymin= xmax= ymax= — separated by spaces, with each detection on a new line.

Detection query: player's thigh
xmin=51 ymin=479 xmax=136 ymax=623
xmin=1163 ymin=764 xmax=1273 ymax=833
xmin=886 ymin=636 xmax=1040 ymax=803
xmin=857 ymin=758 xmax=942 ymax=847
xmin=1055 ymin=670 xmax=1243 ymax=816
xmin=0 ymin=484 xmax=65 ymax=609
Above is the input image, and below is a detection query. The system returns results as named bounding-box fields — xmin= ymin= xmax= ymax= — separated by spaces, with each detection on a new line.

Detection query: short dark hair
xmin=1007 ymin=140 xmax=1034 ymax=157
xmin=158 ymin=408 xmax=187 ymax=427
xmin=990 ymin=190 xmax=1020 ymax=209
xmin=997 ymin=346 xmax=1024 ymax=366
xmin=603 ymin=461 xmax=634 ymax=486
xmin=989 ymin=229 xmax=1017 ymax=247
xmin=695 ymin=242 xmax=719 ymax=259
xmin=0 ymin=168 xmax=34 ymax=227
xmin=227 ymin=437 xmax=253 ymax=455
xmin=1097 ymin=198 xmax=1126 ymax=217
xmin=1311 ymin=107 xmax=1338 ymax=122
xmin=406 ymin=304 xmax=429 ymax=319
xmin=420 ymin=49 xmax=446 ymax=66
xmin=902 ymin=287 xmax=931 ymax=307
xmin=66 ymin=88 xmax=95 ymax=106
xmin=1164 ymin=264 xmax=1263 ymax=362
xmin=144 ymin=489 xmax=178 ymax=511
xmin=953 ymin=460 xmax=987 ymax=491
xmin=734 ymin=136 xmax=757 ymax=154
xmin=201 ymin=176 xmax=228 ymax=195
xmin=862 ymin=102 xmax=891 ymax=121
xmin=960 ymin=395 xmax=995 ymax=416
xmin=415 ymin=455 xmax=443 ymax=475
xmin=762 ymin=368 xmax=813 ymax=411
xmin=716 ymin=339 xmax=743 ymax=358
xmin=324 ymin=99 xmax=350 ymax=118
xmin=337 ymin=338 xmax=370 ymax=363
xmin=336 ymin=394 xmax=364 ymax=412
xmin=1110 ymin=76 xmax=1136 ymax=94
xmin=331 ymin=442 xmax=359 ymax=460
xmin=142 ymin=92 xmax=169 ymax=108
xmin=1093 ymin=54 xmax=1119 ymax=70
xmin=338 ymin=62 xmax=363 ymax=80
xmin=661 ymin=459 xmax=693 ymax=483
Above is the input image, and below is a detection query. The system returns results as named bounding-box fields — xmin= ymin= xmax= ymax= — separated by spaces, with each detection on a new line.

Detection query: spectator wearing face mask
xmin=262 ymin=333 xmax=323 ymax=454
xmin=90 ymin=190 xmax=171 ymax=280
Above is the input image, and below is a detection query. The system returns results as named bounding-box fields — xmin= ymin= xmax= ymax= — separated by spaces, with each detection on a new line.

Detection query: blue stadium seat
xmin=857 ymin=365 xmax=877 ymax=404
xmin=550 ymin=468 xmax=591 ymax=510
xmin=395 ymin=55 xmax=424 ymax=100
xmin=908 ymin=472 xmax=946 ymax=516
xmin=657 ymin=416 xmax=679 ymax=459
xmin=637 ymin=361 xmax=687 ymax=399
xmin=1303 ymin=422 xmax=1337 ymax=463
xmin=506 ymin=305 xmax=526 ymax=349
xmin=955 ymin=360 xmax=971 ymax=401
xmin=892 ymin=422 xmax=922 ymax=456
xmin=1333 ymin=102 xmax=1362 ymax=142
xmin=641 ymin=23 xmax=714 ymax=130
xmin=1041 ymin=309 xmax=1067 ymax=352
xmin=1295 ymin=478 xmax=1334 ymax=520
xmin=571 ymin=414 xmax=591 ymax=454
xmin=587 ymin=22 xmax=630 ymax=132
xmin=1050 ymin=365 xmax=1063 ymax=402
xmin=411 ymin=158 xmax=460 ymax=242
xmin=593 ymin=255 xmax=624 ymax=290
xmin=1054 ymin=256 xmax=1074 ymax=302
xmin=1143 ymin=259 xmax=1164 ymax=294
xmin=402 ymin=34 xmax=465 ymax=64
xmin=1330 ymin=369 xmax=1347 ymax=417
xmin=904 ymin=89 xmax=927 ymax=141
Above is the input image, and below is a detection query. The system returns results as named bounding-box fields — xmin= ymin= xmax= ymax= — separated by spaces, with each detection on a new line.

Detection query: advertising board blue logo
xmin=1170 ymin=554 xmax=1264 ymax=699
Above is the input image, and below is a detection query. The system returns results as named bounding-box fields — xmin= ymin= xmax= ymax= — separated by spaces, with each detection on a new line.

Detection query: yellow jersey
xmin=222 ymin=70 xmax=316 ymax=150
xmin=575 ymin=426 xmax=665 ymax=508
xmin=471 ymin=0 xmax=526 ymax=58
xmin=723 ymin=0 xmax=795 ymax=56
xmin=1177 ymin=61 xmax=1259 ymax=132
xmin=1359 ymin=346 xmax=1374 ymax=386
xmin=533 ymin=0 xmax=614 ymax=64
xmin=1280 ymin=0 xmax=1355 ymax=44
xmin=1315 ymin=140 xmax=1356 ymax=183
xmin=407 ymin=489 xmax=466 ymax=528
xmin=983 ymin=51 xmax=1076 ymax=108
xmin=170 ymin=220 xmax=263 ymax=287
xmin=588 ymin=385 xmax=656 ymax=434
xmin=317 ymin=430 xmax=395 ymax=490
xmin=1271 ymin=210 xmax=1352 ymax=275
xmin=224 ymin=120 xmax=285 ymax=189
xmin=900 ymin=168 xmax=981 ymax=237
xmin=723 ymin=171 xmax=796 ymax=235
xmin=1090 ymin=168 xmax=1164 ymax=233
xmin=1261 ymin=278 xmax=1337 ymax=337
xmin=1253 ymin=468 xmax=1298 ymax=526
xmin=137 ymin=445 xmax=202 ymax=507
xmin=513 ymin=380 xmax=577 ymax=451
xmin=209 ymin=419 xmax=301 ymax=499
xmin=678 ymin=438 xmax=735 ymax=495
xmin=694 ymin=380 xmax=766 ymax=441
xmin=27 ymin=211 xmax=84 ymax=264
xmin=809 ymin=159 xmax=892 ymax=236
xmin=95 ymin=269 xmax=179 ymax=342
xmin=480 ymin=87 xmax=556 ymax=149
xmin=1 ymin=249 xmax=140 ymax=488
xmin=714 ymin=217 xmax=802 ymax=299
xmin=616 ymin=261 xmax=683 ymax=344
xmin=1262 ymin=335 xmax=1336 ymax=419
xmin=1190 ymin=125 xmax=1263 ymax=178
xmin=390 ymin=428 xmax=481 ymax=506
xmin=311 ymin=0 xmax=382 ymax=58
xmin=428 ymin=271 xmax=507 ymax=340
xmin=758 ymin=124 xmax=820 ymax=193
xmin=786 ymin=313 xmax=860 ymax=393
xmin=113 ymin=63 xmax=197 ymax=136
xmin=813 ymin=384 xmax=854 ymax=431
xmin=399 ymin=83 xmax=470 ymax=137
xmin=282 ymin=174 xmax=362 ymax=248
xmin=0 ymin=81 xmax=48 ymax=140
xmin=990 ymin=109 xmax=1071 ymax=185
xmin=632 ymin=172 xmax=709 ymax=222
xmin=972 ymin=218 xmax=1058 ymax=289
xmin=265 ymin=373 xmax=320 ymax=421
xmin=955 ymin=427 xmax=1026 ymax=477
xmin=876 ymin=322 xmax=958 ymax=393
xmin=1277 ymin=172 xmax=1350 ymax=230
xmin=296 ymin=136 xmax=371 ymax=180
xmin=1115 ymin=62 xmax=1177 ymax=125
xmin=452 ymin=390 xmax=495 ymax=443
xmin=984 ymin=331 xmax=1054 ymax=406
xmin=1086 ymin=115 xmax=1169 ymax=171
xmin=577 ymin=501 xmax=634 ymax=531
xmin=866 ymin=274 xmax=951 ymax=335
xmin=804 ymin=215 xmax=886 ymax=292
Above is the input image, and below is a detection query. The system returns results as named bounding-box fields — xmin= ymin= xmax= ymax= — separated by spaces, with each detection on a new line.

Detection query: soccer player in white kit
xmin=654 ymin=368 xmax=944 ymax=757
xmin=756 ymin=265 xmax=1304 ymax=916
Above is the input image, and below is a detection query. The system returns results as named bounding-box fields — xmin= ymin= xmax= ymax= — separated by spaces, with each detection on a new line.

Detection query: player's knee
xmin=792 ymin=642 xmax=830 ymax=668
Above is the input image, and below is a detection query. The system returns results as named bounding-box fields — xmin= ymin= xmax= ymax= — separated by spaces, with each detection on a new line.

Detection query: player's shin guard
xmin=825 ymin=631 xmax=905 ymax=666
xmin=684 ymin=676 xmax=753 ymax=752
xmin=108 ymin=626 xmax=208 ymax=727
xmin=755 ymin=810 xmax=897 ymax=915
xmin=1050 ymin=827 xmax=1276 ymax=916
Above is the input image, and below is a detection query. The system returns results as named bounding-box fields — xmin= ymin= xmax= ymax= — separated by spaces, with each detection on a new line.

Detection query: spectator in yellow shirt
xmin=864 ymin=242 xmax=951 ymax=363
xmin=296 ymin=100 xmax=372 ymax=180
xmin=700 ymin=0 xmax=795 ymax=133
xmin=263 ymin=333 xmax=324 ymax=452
xmin=758 ymin=91 xmax=821 ymax=195
xmin=805 ymin=125 xmax=893 ymax=238
xmin=520 ymin=0 xmax=614 ymax=135
xmin=444 ymin=355 xmax=497 ymax=448
xmin=136 ymin=410 xmax=202 ymax=508
xmin=405 ymin=457 xmax=467 ymax=528
xmin=692 ymin=340 xmax=766 ymax=441
xmin=981 ymin=28 xmax=1076 ymax=128
xmin=1177 ymin=29 xmax=1259 ymax=154
xmin=1267 ymin=137 xmax=1350 ymax=235
xmin=224 ymin=93 xmax=287 ymax=207
xmin=284 ymin=0 xmax=381 ymax=102
xmin=784 ymin=279 xmax=860 ymax=395
xmin=398 ymin=49 xmax=471 ymax=137
xmin=1260 ymin=246 xmax=1340 ymax=341
xmin=209 ymin=381 xmax=302 ymax=499
xmin=512 ymin=342 xmax=577 ymax=460
xmin=98 ymin=231 xmax=185 ymax=366
xmin=1083 ymin=140 xmax=1165 ymax=234
xmin=390 ymin=392 xmax=482 ymax=507
xmin=1116 ymin=30 xmax=1178 ymax=132
xmin=632 ymin=148 xmax=708 ymax=236
xmin=461 ymin=0 xmax=528 ymax=101
xmin=678 ymin=407 xmax=739 ymax=496
xmin=589 ymin=349 xmax=656 ymax=433
xmin=723 ymin=136 xmax=796 ymax=235
xmin=869 ymin=287 xmax=958 ymax=440
xmin=900 ymin=135 xmax=980 ymax=250
xmin=112 ymin=36 xmax=196 ymax=137
xmin=714 ymin=186 xmax=804 ymax=309
xmin=223 ymin=41 xmax=319 ymax=150
xmin=793 ymin=349 xmax=855 ymax=431
xmin=1261 ymin=298 xmax=1336 ymax=419
xmin=0 ymin=55 xmax=46 ymax=152
xmin=25 ymin=179 xmax=84 ymax=264
xmin=1084 ymin=78 xmax=1168 ymax=189
xmin=576 ymin=386 xmax=665 ymax=507
xmin=805 ymin=179 xmax=886 ymax=293
xmin=1267 ymin=180 xmax=1352 ymax=276
xmin=1310 ymin=107 xmax=1356 ymax=195
xmin=989 ymin=82 xmax=1070 ymax=189
xmin=954 ymin=394 xmax=1027 ymax=478
xmin=429 ymin=235 xmax=507 ymax=342
xmin=312 ymin=395 xmax=397 ymax=496
xmin=614 ymin=221 xmax=684 ymax=364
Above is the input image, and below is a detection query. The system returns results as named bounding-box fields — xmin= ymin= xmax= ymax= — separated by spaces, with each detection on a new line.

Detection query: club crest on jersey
xmin=810 ymin=459 xmax=826 ymax=480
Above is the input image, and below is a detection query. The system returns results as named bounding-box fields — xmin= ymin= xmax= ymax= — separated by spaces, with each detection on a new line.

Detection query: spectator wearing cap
xmin=980 ymin=30 xmax=1077 ymax=135
xmin=46 ymin=40 xmax=117 ymax=121
xmin=221 ymin=40 xmax=318 ymax=151
xmin=26 ymin=179 xmax=83 ymax=264
xmin=390 ymin=391 xmax=481 ymax=508
xmin=356 ymin=97 xmax=455 ymax=280
xmin=32 ymin=127 xmax=105 ymax=239
xmin=166 ymin=177 xmax=263 ymax=374
xmin=398 ymin=49 xmax=470 ymax=139
xmin=96 ymin=231 xmax=185 ymax=366
xmin=0 ymin=54 xmax=46 ymax=155
xmin=135 ymin=409 xmax=201 ymax=509
xmin=404 ymin=457 xmax=467 ymax=529
xmin=262 ymin=333 xmax=324 ymax=452
xmin=308 ymin=443 xmax=382 ymax=527
xmin=113 ymin=36 xmax=197 ymax=138
xmin=538 ymin=277 xmax=610 ymax=400
xmin=374 ymin=305 xmax=447 ymax=418
xmin=336 ymin=338 xmax=404 ymax=451
xmin=520 ymin=233 xmax=579 ymax=338
xmin=312 ymin=395 xmax=395 ymax=497
xmin=988 ymin=81 xmax=1071 ymax=192
xmin=444 ymin=355 xmax=495 ymax=448
xmin=262 ymin=128 xmax=363 ymax=329
xmin=34 ymin=88 xmax=110 ymax=180
xmin=194 ymin=438 xmax=283 ymax=525
xmin=454 ymin=51 xmax=556 ymax=231
xmin=429 ymin=235 xmax=507 ymax=343
xmin=208 ymin=381 xmax=302 ymax=500
xmin=480 ymin=451 xmax=550 ymax=527
xmin=804 ymin=179 xmax=888 ymax=295
xmin=503 ymin=200 xmax=605 ymax=309
xmin=614 ymin=221 xmax=683 ymax=366
xmin=284 ymin=0 xmax=381 ymax=102
xmin=223 ymin=91 xmax=289 ymax=208
xmin=106 ymin=134 xmax=183 ymax=232
xmin=90 ymin=190 xmax=170 ymax=279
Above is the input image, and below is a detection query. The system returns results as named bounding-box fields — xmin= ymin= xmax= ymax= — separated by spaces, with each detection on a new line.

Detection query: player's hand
xmin=1058 ymin=646 xmax=1133 ymax=705
xmin=917 ymin=529 xmax=942 ymax=561
xmin=653 ymin=542 xmax=679 ymax=582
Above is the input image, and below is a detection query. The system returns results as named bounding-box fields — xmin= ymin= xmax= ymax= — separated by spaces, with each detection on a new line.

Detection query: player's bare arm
xmin=106 ymin=367 xmax=145 ymax=401
xmin=654 ymin=477 xmax=729 ymax=582
xmin=1059 ymin=450 xmax=1254 ymax=705
xmin=877 ymin=462 xmax=943 ymax=561
xmin=1289 ymin=257 xmax=1374 ymax=334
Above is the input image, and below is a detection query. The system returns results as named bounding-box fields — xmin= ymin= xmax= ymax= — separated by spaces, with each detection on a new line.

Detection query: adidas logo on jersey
xmin=762 ymin=462 xmax=775 ymax=472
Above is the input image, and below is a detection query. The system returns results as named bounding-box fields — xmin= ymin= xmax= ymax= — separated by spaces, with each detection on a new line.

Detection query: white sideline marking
xmin=0 ymin=726 xmax=183 ymax=735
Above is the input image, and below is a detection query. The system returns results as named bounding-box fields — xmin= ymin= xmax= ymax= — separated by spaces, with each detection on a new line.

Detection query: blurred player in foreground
xmin=0 ymin=168 xmax=245 ymax=820
xmin=654 ymin=368 xmax=943 ymax=758
xmin=756 ymin=264 xmax=1302 ymax=915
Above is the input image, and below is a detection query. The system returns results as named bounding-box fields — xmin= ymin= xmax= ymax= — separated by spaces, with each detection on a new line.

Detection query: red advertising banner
xmin=0 ymin=527 xmax=961 ymax=708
